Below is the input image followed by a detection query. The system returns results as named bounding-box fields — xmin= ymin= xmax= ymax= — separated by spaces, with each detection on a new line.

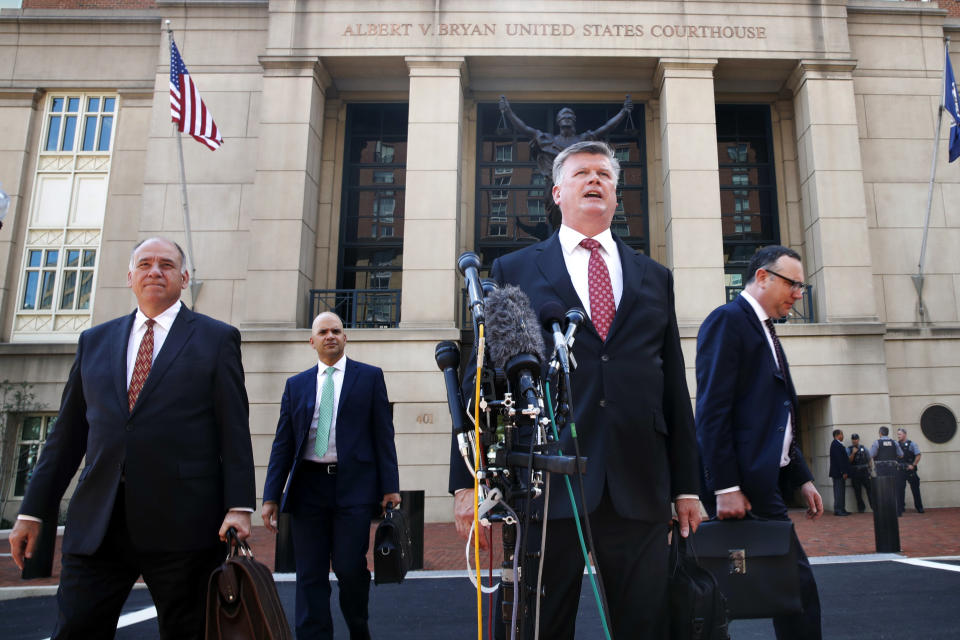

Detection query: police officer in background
xmin=847 ymin=434 xmax=873 ymax=512
xmin=896 ymin=427 xmax=925 ymax=515
xmin=870 ymin=426 xmax=902 ymax=478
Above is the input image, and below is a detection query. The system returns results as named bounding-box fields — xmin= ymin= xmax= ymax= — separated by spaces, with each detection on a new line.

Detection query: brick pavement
xmin=2 ymin=508 xmax=958 ymax=588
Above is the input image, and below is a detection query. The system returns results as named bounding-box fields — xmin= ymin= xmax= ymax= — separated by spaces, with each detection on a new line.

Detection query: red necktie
xmin=128 ymin=319 xmax=155 ymax=411
xmin=580 ymin=238 xmax=615 ymax=341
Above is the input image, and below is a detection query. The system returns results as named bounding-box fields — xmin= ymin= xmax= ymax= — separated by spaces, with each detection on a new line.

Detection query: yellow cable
xmin=474 ymin=325 xmax=485 ymax=640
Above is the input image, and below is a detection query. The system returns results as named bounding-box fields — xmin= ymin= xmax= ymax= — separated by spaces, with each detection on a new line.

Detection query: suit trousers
xmin=831 ymin=477 xmax=846 ymax=514
xmin=503 ymin=486 xmax=668 ymax=640
xmin=52 ymin=483 xmax=222 ymax=640
xmin=288 ymin=461 xmax=374 ymax=640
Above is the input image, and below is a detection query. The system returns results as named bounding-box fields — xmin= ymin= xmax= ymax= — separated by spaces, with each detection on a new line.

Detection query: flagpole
xmin=912 ymin=36 xmax=950 ymax=322
xmin=166 ymin=20 xmax=203 ymax=308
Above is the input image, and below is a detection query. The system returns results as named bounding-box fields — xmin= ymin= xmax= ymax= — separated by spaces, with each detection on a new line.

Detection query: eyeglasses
xmin=764 ymin=269 xmax=808 ymax=293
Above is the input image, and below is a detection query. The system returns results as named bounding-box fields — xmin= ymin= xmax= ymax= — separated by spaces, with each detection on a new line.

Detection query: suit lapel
xmin=535 ymin=234 xmax=582 ymax=312
xmin=115 ymin=312 xmax=136 ymax=413
xmin=338 ymin=359 xmax=357 ymax=420
xmin=130 ymin=305 xmax=195 ymax=415
xmin=295 ymin=365 xmax=319 ymax=455
xmin=734 ymin=295 xmax=795 ymax=393
xmin=606 ymin=236 xmax=646 ymax=341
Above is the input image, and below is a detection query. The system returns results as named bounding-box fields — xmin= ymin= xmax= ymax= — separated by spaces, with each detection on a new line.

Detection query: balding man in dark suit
xmin=9 ymin=237 xmax=255 ymax=640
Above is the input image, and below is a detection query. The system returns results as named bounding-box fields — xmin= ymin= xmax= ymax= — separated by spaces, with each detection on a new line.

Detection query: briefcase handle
xmin=224 ymin=526 xmax=255 ymax=560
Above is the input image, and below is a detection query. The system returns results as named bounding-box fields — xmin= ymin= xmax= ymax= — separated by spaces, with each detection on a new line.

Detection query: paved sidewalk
xmin=2 ymin=508 xmax=957 ymax=589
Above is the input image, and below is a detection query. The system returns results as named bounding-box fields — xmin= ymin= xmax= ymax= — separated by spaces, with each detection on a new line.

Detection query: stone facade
xmin=0 ymin=0 xmax=958 ymax=523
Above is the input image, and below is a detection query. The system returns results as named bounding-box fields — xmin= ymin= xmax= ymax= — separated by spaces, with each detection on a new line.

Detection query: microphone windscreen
xmin=484 ymin=285 xmax=545 ymax=370
xmin=538 ymin=300 xmax=566 ymax=328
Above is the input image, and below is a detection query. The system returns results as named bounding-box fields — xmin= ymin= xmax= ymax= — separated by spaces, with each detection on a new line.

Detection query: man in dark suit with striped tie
xmin=9 ymin=236 xmax=256 ymax=639
xmin=695 ymin=244 xmax=825 ymax=640
xmin=262 ymin=311 xmax=400 ymax=640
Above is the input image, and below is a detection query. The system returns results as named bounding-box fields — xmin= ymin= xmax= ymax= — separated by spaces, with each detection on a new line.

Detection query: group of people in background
xmin=829 ymin=427 xmax=925 ymax=517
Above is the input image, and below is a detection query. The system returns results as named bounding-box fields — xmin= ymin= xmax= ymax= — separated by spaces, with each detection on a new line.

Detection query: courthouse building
xmin=1 ymin=0 xmax=958 ymax=524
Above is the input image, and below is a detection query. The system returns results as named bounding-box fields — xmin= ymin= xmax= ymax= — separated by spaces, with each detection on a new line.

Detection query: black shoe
xmin=835 ymin=511 xmax=850 ymax=516
xmin=917 ymin=508 xmax=925 ymax=514
xmin=857 ymin=509 xmax=866 ymax=513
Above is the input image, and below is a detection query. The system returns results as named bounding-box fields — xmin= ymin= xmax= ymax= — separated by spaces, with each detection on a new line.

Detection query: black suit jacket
xmin=450 ymin=232 xmax=699 ymax=522
xmin=262 ymin=359 xmax=400 ymax=511
xmin=20 ymin=305 xmax=256 ymax=554
xmin=695 ymin=295 xmax=813 ymax=516
xmin=829 ymin=439 xmax=850 ymax=479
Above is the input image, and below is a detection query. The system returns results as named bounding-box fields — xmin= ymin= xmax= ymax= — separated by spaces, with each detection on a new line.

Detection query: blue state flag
xmin=944 ymin=47 xmax=960 ymax=162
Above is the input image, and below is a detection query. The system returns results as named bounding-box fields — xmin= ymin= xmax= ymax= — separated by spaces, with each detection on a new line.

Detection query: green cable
xmin=544 ymin=381 xmax=612 ymax=640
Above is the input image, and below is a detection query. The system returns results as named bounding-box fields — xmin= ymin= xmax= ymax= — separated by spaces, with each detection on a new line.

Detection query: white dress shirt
xmin=126 ymin=301 xmax=181 ymax=388
xmin=304 ymin=354 xmax=346 ymax=463
xmin=557 ymin=224 xmax=623 ymax=318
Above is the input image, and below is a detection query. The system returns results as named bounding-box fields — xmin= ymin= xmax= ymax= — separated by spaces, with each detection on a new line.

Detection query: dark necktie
xmin=764 ymin=318 xmax=799 ymax=459
xmin=580 ymin=238 xmax=615 ymax=341
xmin=128 ymin=318 xmax=155 ymax=411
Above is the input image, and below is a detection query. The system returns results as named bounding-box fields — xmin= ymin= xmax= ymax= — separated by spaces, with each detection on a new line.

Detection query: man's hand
xmin=623 ymin=94 xmax=634 ymax=113
xmin=800 ymin=481 xmax=823 ymax=520
xmin=8 ymin=519 xmax=41 ymax=571
xmin=453 ymin=489 xmax=488 ymax=550
xmin=716 ymin=490 xmax=751 ymax=520
xmin=219 ymin=510 xmax=252 ymax=542
xmin=674 ymin=498 xmax=702 ymax=538
xmin=499 ymin=95 xmax=509 ymax=113
xmin=261 ymin=501 xmax=279 ymax=534
xmin=381 ymin=493 xmax=401 ymax=509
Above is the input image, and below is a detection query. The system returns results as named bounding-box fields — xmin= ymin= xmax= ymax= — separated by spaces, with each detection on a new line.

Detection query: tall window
xmin=13 ymin=93 xmax=116 ymax=341
xmin=12 ymin=415 xmax=57 ymax=497
xmin=716 ymin=105 xmax=779 ymax=297
xmin=338 ymin=104 xmax=407 ymax=325
xmin=475 ymin=102 xmax=647 ymax=271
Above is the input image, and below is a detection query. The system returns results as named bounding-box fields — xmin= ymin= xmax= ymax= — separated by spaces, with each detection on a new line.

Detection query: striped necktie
xmin=314 ymin=366 xmax=336 ymax=457
xmin=128 ymin=319 xmax=155 ymax=412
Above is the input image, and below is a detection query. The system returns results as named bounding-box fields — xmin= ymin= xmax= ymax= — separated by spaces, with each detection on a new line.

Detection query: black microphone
xmin=458 ymin=252 xmax=485 ymax=326
xmin=481 ymin=278 xmax=500 ymax=297
xmin=485 ymin=285 xmax=545 ymax=415
xmin=563 ymin=307 xmax=586 ymax=351
xmin=435 ymin=341 xmax=467 ymax=436
xmin=538 ymin=301 xmax=570 ymax=375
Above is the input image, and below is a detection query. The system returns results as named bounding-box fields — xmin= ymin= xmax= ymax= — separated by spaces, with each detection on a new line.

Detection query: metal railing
xmin=308 ymin=289 xmax=401 ymax=328
xmin=725 ymin=285 xmax=816 ymax=323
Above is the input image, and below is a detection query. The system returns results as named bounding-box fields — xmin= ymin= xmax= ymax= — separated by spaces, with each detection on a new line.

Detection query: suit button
xmin=778 ymin=427 xmax=785 ymax=432
xmin=599 ymin=399 xmax=607 ymax=408
xmin=601 ymin=354 xmax=609 ymax=362
xmin=783 ymin=401 xmax=790 ymax=407
xmin=125 ymin=424 xmax=133 ymax=432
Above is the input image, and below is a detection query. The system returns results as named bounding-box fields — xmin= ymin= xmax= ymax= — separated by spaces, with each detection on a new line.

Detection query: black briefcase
xmin=373 ymin=502 xmax=412 ymax=584
xmin=205 ymin=528 xmax=292 ymax=640
xmin=669 ymin=521 xmax=730 ymax=640
xmin=692 ymin=517 xmax=802 ymax=619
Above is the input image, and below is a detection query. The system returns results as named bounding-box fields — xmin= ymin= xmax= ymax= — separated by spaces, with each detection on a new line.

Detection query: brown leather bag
xmin=205 ymin=528 xmax=292 ymax=640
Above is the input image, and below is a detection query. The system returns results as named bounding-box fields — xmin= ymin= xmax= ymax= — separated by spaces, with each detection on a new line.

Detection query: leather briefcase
xmin=373 ymin=502 xmax=412 ymax=584
xmin=691 ymin=516 xmax=802 ymax=620
xmin=205 ymin=528 xmax=292 ymax=640
xmin=669 ymin=521 xmax=730 ymax=640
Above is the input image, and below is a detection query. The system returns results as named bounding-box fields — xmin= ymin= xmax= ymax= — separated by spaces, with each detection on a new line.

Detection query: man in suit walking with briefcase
xmin=262 ymin=312 xmax=400 ymax=640
xmin=695 ymin=245 xmax=824 ymax=640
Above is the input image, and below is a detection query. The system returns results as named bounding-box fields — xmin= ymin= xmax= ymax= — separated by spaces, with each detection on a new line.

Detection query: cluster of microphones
xmin=436 ymin=252 xmax=587 ymax=481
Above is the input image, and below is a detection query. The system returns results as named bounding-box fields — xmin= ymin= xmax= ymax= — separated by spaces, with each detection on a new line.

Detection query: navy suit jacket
xmin=695 ymin=295 xmax=813 ymax=516
xmin=450 ymin=232 xmax=699 ymax=522
xmin=20 ymin=305 xmax=256 ymax=554
xmin=828 ymin=439 xmax=850 ymax=479
xmin=262 ymin=358 xmax=399 ymax=511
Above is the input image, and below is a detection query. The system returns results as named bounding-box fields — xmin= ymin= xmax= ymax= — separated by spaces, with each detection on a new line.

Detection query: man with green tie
xmin=261 ymin=312 xmax=400 ymax=639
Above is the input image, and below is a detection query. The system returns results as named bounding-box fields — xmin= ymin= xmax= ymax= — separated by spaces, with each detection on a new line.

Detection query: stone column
xmin=654 ymin=59 xmax=726 ymax=325
xmin=789 ymin=60 xmax=878 ymax=323
xmin=245 ymin=56 xmax=330 ymax=328
xmin=399 ymin=57 xmax=465 ymax=329
xmin=0 ymin=89 xmax=40 ymax=337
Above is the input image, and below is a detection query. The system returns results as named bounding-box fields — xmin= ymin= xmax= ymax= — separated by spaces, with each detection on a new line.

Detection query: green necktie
xmin=314 ymin=366 xmax=336 ymax=457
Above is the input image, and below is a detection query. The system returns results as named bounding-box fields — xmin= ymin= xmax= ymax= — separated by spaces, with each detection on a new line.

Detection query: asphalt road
xmin=2 ymin=559 xmax=959 ymax=639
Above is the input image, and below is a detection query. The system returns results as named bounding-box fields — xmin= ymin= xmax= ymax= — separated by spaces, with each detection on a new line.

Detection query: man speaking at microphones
xmin=449 ymin=141 xmax=701 ymax=639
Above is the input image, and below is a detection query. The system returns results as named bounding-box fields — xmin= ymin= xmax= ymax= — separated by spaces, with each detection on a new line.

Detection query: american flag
xmin=170 ymin=39 xmax=223 ymax=151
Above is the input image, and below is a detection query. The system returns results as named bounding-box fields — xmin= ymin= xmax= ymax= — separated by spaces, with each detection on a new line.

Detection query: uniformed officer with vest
xmin=896 ymin=427 xmax=925 ymax=515
xmin=869 ymin=426 xmax=902 ymax=478
xmin=847 ymin=434 xmax=873 ymax=512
